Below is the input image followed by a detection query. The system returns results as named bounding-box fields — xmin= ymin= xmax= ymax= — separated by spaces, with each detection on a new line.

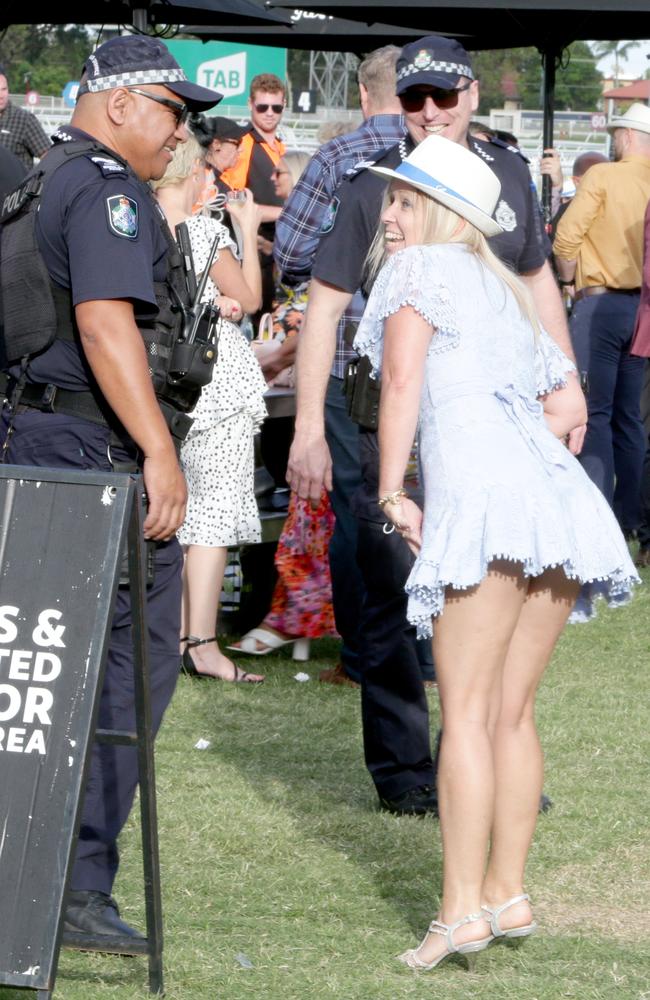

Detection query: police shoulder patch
xmin=106 ymin=194 xmax=139 ymax=239
xmin=320 ymin=195 xmax=340 ymax=234
xmin=495 ymin=199 xmax=517 ymax=232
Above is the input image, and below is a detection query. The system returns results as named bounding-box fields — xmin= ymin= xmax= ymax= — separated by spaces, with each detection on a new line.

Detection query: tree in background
xmin=591 ymin=39 xmax=642 ymax=87
xmin=0 ymin=25 xmax=90 ymax=96
xmin=472 ymin=42 xmax=602 ymax=112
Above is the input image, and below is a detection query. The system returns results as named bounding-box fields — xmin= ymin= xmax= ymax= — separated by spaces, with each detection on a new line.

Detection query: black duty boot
xmin=379 ymin=784 xmax=439 ymax=817
xmin=63 ymin=890 xmax=145 ymax=951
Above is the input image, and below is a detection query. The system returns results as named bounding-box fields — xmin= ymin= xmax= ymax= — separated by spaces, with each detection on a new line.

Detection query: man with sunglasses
xmin=0 ymin=35 xmax=222 ymax=944
xmin=220 ymin=73 xmax=287 ymax=315
xmin=288 ymin=35 xmax=576 ymax=818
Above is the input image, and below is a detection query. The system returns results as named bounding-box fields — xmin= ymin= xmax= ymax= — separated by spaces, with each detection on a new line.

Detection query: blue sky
xmin=592 ymin=40 xmax=650 ymax=79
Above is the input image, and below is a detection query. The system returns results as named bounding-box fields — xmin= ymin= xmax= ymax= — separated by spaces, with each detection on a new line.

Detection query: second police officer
xmin=288 ymin=36 xmax=579 ymax=817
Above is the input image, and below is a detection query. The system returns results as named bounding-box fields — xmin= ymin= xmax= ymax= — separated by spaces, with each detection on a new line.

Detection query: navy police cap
xmin=77 ymin=36 xmax=222 ymax=111
xmin=396 ymin=36 xmax=474 ymax=95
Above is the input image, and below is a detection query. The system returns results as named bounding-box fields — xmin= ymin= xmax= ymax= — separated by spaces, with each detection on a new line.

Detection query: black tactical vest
xmin=0 ymin=138 xmax=206 ymax=427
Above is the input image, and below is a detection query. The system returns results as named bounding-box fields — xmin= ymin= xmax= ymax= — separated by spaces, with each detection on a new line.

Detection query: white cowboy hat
xmin=370 ymin=134 xmax=503 ymax=237
xmin=607 ymin=102 xmax=650 ymax=135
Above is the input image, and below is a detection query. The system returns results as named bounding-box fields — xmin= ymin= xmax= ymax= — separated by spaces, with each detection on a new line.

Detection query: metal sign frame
xmin=0 ymin=465 xmax=164 ymax=998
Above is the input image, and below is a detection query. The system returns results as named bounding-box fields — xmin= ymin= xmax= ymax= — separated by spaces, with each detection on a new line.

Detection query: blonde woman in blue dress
xmin=354 ymin=135 xmax=638 ymax=971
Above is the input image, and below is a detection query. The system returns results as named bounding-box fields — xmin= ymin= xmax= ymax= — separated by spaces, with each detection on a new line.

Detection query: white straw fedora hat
xmin=607 ymin=101 xmax=650 ymax=135
xmin=370 ymin=134 xmax=503 ymax=237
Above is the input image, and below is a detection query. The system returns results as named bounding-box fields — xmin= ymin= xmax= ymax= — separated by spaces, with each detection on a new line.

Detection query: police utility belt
xmin=0 ymin=138 xmax=219 ymax=450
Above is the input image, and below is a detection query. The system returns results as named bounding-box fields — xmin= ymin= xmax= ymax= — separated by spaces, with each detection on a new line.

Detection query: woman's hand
xmin=381 ymin=496 xmax=423 ymax=555
xmin=214 ymin=295 xmax=243 ymax=321
xmin=226 ymin=188 xmax=261 ymax=232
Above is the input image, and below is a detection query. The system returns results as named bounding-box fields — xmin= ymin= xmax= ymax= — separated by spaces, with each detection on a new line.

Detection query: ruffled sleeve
xmin=353 ymin=245 xmax=460 ymax=376
xmin=534 ymin=327 xmax=577 ymax=397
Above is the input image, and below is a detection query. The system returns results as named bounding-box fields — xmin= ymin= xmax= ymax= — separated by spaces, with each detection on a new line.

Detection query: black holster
xmin=344 ymin=355 xmax=381 ymax=431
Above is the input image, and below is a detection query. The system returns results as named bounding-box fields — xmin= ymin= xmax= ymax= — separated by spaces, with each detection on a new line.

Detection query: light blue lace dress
xmin=354 ymin=243 xmax=639 ymax=638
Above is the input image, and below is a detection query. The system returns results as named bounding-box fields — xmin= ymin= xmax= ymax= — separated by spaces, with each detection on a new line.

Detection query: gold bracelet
xmin=378 ymin=487 xmax=407 ymax=508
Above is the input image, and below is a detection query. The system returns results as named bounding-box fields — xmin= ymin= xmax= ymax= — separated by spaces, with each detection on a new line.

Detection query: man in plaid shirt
xmin=0 ymin=67 xmax=51 ymax=169
xmin=274 ymin=46 xmax=405 ymax=687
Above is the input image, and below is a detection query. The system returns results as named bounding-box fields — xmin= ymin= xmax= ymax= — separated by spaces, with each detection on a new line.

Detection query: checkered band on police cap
xmin=396 ymin=60 xmax=474 ymax=83
xmin=84 ymin=67 xmax=188 ymax=94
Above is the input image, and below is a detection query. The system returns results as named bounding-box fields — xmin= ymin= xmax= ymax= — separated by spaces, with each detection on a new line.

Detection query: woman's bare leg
xmin=183 ymin=544 xmax=264 ymax=682
xmin=482 ymin=567 xmax=580 ymax=930
xmin=411 ymin=560 xmax=527 ymax=963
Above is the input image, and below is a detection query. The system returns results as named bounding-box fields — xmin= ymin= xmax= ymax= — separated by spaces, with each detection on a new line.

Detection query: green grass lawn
xmin=6 ymin=574 xmax=650 ymax=1000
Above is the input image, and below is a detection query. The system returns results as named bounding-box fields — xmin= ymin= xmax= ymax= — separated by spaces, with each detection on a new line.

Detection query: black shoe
xmin=63 ymin=890 xmax=145 ymax=942
xmin=379 ymin=784 xmax=439 ymax=817
xmin=539 ymin=793 xmax=553 ymax=813
xmin=635 ymin=546 xmax=650 ymax=568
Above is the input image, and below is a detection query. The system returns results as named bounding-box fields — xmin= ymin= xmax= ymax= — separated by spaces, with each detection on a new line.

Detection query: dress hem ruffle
xmin=408 ymin=552 xmax=639 ymax=638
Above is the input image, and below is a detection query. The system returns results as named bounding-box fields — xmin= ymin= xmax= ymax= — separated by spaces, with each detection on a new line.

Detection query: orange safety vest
xmin=220 ymin=130 xmax=286 ymax=192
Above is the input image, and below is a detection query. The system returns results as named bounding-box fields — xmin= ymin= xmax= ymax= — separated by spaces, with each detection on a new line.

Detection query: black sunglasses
xmin=128 ymin=87 xmax=190 ymax=126
xmin=399 ymin=81 xmax=472 ymax=112
xmin=254 ymin=102 xmax=284 ymax=114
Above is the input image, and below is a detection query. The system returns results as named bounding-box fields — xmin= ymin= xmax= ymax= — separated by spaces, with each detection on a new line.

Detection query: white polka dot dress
xmin=176 ymin=215 xmax=267 ymax=548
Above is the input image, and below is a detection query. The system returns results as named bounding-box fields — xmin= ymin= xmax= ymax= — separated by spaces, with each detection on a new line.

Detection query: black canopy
xmin=0 ymin=0 xmax=290 ymax=31
xmin=267 ymin=1 xmax=650 ymax=51
xmin=184 ymin=15 xmax=426 ymax=52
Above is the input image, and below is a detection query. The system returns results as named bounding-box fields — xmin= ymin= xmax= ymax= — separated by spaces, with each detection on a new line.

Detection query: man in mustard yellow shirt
xmin=554 ymin=103 xmax=650 ymax=537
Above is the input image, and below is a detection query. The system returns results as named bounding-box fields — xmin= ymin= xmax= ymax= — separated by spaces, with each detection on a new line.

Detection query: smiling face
xmin=120 ymin=84 xmax=189 ymax=181
xmin=381 ymin=182 xmax=425 ymax=255
xmin=402 ymin=78 xmax=478 ymax=149
xmin=249 ymin=89 xmax=284 ymax=139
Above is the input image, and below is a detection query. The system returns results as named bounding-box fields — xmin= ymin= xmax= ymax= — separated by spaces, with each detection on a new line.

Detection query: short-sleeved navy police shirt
xmin=312 ymin=134 xmax=551 ymax=523
xmin=313 ymin=135 xmax=549 ymax=297
xmin=23 ymin=126 xmax=169 ymax=390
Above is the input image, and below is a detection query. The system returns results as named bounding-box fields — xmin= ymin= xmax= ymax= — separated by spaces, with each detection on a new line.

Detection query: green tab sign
xmin=165 ymin=40 xmax=287 ymax=108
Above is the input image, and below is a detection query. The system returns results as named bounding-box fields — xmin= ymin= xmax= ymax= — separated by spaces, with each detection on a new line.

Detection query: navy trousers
xmin=4 ymin=411 xmax=181 ymax=895
xmin=324 ymin=375 xmax=364 ymax=680
xmin=570 ymin=292 xmax=646 ymax=534
xmin=356 ymin=518 xmax=435 ymax=800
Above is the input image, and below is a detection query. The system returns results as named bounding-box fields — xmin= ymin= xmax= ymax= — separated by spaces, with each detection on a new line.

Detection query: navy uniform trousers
xmin=4 ymin=410 xmax=181 ymax=895
xmin=356 ymin=517 xmax=435 ymax=799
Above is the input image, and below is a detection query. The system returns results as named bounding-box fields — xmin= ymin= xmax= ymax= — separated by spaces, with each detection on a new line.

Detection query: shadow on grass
xmin=174 ymin=636 xmax=443 ymax=937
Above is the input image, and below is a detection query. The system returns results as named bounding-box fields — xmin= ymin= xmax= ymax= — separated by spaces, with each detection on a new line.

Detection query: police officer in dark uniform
xmin=288 ymin=36 xmax=575 ymax=816
xmin=0 ymin=36 xmax=222 ymax=941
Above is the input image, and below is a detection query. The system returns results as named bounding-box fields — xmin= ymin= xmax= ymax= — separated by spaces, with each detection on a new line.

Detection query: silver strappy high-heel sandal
xmin=397 ymin=911 xmax=493 ymax=971
xmin=482 ymin=893 xmax=538 ymax=943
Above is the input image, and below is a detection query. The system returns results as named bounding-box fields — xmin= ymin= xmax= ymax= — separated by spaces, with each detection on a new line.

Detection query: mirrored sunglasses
xmin=399 ymin=81 xmax=472 ymax=112
xmin=254 ymin=102 xmax=284 ymax=114
xmin=127 ymin=87 xmax=189 ymax=126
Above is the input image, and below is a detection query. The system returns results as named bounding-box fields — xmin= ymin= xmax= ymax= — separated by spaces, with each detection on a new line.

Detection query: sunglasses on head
xmin=127 ymin=87 xmax=189 ymax=126
xmin=254 ymin=102 xmax=284 ymax=114
xmin=399 ymin=80 xmax=472 ymax=112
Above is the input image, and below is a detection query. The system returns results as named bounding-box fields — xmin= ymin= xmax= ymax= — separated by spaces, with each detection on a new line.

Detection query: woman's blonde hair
xmin=150 ymin=135 xmax=204 ymax=191
xmin=282 ymin=150 xmax=311 ymax=190
xmin=366 ymin=184 xmax=540 ymax=337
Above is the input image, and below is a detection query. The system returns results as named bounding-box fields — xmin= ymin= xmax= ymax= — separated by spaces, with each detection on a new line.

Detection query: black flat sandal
xmin=180 ymin=635 xmax=264 ymax=684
